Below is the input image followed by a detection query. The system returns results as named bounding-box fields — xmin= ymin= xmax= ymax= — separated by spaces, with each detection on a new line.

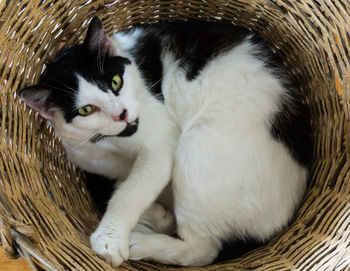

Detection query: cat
xmin=19 ymin=17 xmax=311 ymax=267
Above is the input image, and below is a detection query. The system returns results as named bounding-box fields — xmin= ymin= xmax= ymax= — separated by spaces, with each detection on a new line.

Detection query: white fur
xmin=52 ymin=65 xmax=143 ymax=179
xmin=113 ymin=28 xmax=142 ymax=55
xmin=49 ymin=56 xmax=177 ymax=265
xmin=48 ymin=34 xmax=307 ymax=267
xmin=125 ymin=38 xmax=307 ymax=266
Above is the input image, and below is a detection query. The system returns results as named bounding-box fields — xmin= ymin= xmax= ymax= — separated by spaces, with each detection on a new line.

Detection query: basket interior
xmin=0 ymin=1 xmax=350 ymax=270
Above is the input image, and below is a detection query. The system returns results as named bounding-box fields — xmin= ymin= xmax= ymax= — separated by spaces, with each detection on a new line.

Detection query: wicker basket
xmin=1 ymin=0 xmax=349 ymax=270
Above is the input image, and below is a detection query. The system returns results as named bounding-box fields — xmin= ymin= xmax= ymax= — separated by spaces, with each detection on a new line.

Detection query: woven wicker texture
xmin=0 ymin=0 xmax=350 ymax=270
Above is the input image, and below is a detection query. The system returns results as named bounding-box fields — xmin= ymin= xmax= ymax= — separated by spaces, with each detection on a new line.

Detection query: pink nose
xmin=112 ymin=109 xmax=128 ymax=122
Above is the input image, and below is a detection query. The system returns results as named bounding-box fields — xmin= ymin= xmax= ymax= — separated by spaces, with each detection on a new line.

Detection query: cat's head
xmin=19 ymin=17 xmax=141 ymax=146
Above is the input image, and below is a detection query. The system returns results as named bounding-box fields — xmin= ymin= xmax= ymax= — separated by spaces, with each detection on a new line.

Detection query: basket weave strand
xmin=1 ymin=0 xmax=350 ymax=270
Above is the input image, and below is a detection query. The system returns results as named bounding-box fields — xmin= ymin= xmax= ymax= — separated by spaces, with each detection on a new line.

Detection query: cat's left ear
xmin=19 ymin=86 xmax=55 ymax=119
xmin=83 ymin=17 xmax=116 ymax=56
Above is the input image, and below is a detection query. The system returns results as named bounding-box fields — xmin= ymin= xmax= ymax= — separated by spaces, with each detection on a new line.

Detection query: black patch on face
xmin=89 ymin=118 xmax=139 ymax=143
xmin=38 ymin=45 xmax=130 ymax=122
xmin=117 ymin=119 xmax=139 ymax=137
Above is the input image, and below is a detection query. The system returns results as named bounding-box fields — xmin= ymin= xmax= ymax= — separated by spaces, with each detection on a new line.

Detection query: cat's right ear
xmin=19 ymin=86 xmax=55 ymax=119
xmin=83 ymin=17 xmax=116 ymax=56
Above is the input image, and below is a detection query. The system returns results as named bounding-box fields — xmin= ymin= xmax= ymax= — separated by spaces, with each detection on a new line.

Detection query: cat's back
xmin=120 ymin=21 xmax=270 ymax=121
xmin=116 ymin=21 xmax=311 ymax=167
xmin=119 ymin=20 xmax=252 ymax=79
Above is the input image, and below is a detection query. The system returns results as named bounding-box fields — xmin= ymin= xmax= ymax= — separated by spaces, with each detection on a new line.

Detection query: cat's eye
xmin=78 ymin=105 xmax=94 ymax=116
xmin=111 ymin=75 xmax=122 ymax=92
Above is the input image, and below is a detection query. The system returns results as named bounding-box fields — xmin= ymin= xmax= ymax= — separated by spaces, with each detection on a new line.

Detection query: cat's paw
xmin=140 ymin=203 xmax=175 ymax=234
xmin=90 ymin=218 xmax=129 ymax=267
xmin=129 ymin=232 xmax=152 ymax=260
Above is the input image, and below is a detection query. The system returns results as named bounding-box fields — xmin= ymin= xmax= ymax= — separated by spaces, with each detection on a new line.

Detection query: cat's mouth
xmin=89 ymin=118 xmax=139 ymax=143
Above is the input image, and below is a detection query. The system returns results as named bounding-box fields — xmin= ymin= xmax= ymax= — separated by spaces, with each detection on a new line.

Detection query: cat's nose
xmin=112 ymin=109 xmax=128 ymax=122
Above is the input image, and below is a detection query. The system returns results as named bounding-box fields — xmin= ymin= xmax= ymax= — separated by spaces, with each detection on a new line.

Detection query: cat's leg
xmin=128 ymin=124 xmax=229 ymax=266
xmin=134 ymin=183 xmax=175 ymax=234
xmin=129 ymin=108 xmax=307 ymax=266
xmin=129 ymin=225 xmax=220 ymax=266
xmin=90 ymin=112 xmax=177 ymax=267
xmin=90 ymin=145 xmax=174 ymax=267
xmin=133 ymin=202 xmax=175 ymax=234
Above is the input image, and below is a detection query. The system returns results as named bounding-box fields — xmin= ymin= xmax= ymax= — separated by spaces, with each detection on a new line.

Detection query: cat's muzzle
xmin=90 ymin=118 xmax=139 ymax=143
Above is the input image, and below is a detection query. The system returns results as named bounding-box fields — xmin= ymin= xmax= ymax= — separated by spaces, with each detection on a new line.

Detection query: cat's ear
xmin=83 ymin=17 xmax=116 ymax=56
xmin=19 ymin=86 xmax=55 ymax=119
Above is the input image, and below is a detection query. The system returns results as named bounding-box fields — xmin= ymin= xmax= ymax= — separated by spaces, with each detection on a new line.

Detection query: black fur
xmin=127 ymin=20 xmax=248 ymax=95
xmin=33 ymin=45 xmax=130 ymax=123
xmin=83 ymin=171 xmax=117 ymax=212
xmin=20 ymin=18 xmax=311 ymax=261
xmin=128 ymin=31 xmax=164 ymax=100
xmin=21 ymin=18 xmax=311 ymax=169
xmin=89 ymin=118 xmax=139 ymax=143
xmin=215 ymin=238 xmax=266 ymax=263
xmin=155 ymin=21 xmax=247 ymax=80
xmin=251 ymin=35 xmax=312 ymax=167
xmin=126 ymin=20 xmax=311 ymax=166
xmin=271 ymin=90 xmax=312 ymax=167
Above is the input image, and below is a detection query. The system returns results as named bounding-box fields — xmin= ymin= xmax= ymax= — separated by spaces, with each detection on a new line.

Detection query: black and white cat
xmin=20 ymin=17 xmax=311 ymax=267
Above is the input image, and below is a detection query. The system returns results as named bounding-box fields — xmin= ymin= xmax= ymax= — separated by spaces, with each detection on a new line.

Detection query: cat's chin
xmin=90 ymin=118 xmax=139 ymax=143
xmin=117 ymin=118 xmax=139 ymax=137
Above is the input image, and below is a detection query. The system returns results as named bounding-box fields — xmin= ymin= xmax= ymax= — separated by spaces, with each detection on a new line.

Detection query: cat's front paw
xmin=90 ymin=218 xmax=129 ymax=267
xmin=129 ymin=232 xmax=151 ymax=260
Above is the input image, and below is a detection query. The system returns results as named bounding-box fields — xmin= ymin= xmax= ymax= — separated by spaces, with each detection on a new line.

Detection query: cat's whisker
xmin=96 ymin=46 xmax=101 ymax=73
xmin=47 ymin=78 xmax=77 ymax=93
xmin=135 ymin=55 xmax=148 ymax=70
xmin=97 ymin=46 xmax=105 ymax=74
xmin=18 ymin=19 xmax=312 ymax=268
xmin=50 ymin=78 xmax=73 ymax=92
xmin=64 ymin=138 xmax=91 ymax=154
xmin=101 ymin=50 xmax=106 ymax=73
xmin=41 ymin=83 xmax=73 ymax=95
xmin=146 ymin=67 xmax=173 ymax=92
xmin=64 ymin=127 xmax=112 ymax=155
xmin=99 ymin=48 xmax=103 ymax=74
xmin=73 ymin=96 xmax=95 ymax=111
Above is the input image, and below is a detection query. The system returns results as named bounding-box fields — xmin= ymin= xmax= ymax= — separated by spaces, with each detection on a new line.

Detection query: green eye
xmin=112 ymin=75 xmax=122 ymax=91
xmin=78 ymin=105 xmax=93 ymax=116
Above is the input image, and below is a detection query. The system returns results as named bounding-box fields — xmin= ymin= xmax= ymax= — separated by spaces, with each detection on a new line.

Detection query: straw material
xmin=0 ymin=0 xmax=350 ymax=270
